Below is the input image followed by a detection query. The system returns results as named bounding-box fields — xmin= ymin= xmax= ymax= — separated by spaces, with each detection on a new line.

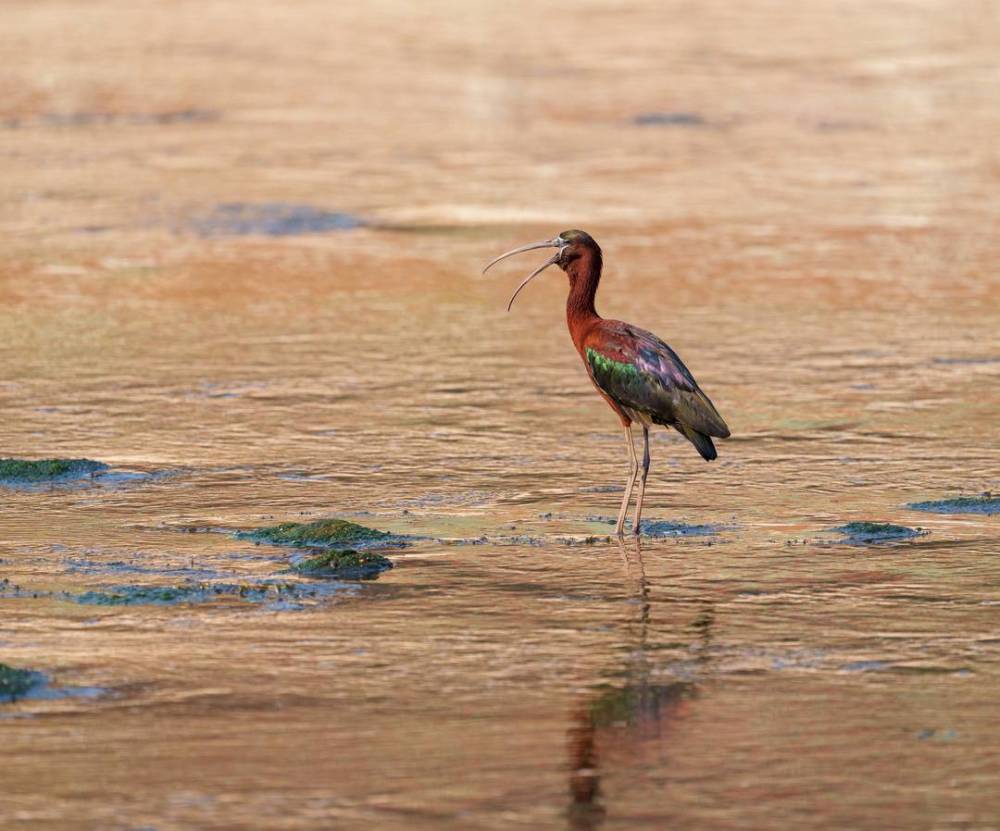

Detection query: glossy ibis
xmin=483 ymin=230 xmax=729 ymax=536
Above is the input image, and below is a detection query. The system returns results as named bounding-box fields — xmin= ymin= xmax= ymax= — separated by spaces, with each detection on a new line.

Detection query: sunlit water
xmin=1 ymin=1 xmax=998 ymax=828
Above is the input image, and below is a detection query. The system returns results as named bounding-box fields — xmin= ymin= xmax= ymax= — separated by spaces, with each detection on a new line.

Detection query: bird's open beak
xmin=482 ymin=238 xmax=563 ymax=312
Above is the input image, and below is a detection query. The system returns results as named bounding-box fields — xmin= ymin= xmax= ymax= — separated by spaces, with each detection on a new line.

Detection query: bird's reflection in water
xmin=567 ymin=538 xmax=715 ymax=830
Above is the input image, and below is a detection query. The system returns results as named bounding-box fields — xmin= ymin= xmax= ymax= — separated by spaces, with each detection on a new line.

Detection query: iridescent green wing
xmin=584 ymin=323 xmax=729 ymax=438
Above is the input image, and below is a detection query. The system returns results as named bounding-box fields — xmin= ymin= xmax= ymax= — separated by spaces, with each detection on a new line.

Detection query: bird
xmin=483 ymin=230 xmax=729 ymax=536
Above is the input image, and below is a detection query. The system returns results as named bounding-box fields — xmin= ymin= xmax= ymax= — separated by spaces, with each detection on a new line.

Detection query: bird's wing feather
xmin=584 ymin=322 xmax=730 ymax=438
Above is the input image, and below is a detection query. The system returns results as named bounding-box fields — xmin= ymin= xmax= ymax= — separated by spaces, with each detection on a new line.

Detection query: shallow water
xmin=1 ymin=1 xmax=999 ymax=828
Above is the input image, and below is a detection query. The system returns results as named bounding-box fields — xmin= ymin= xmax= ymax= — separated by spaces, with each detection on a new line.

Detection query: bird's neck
xmin=566 ymin=248 xmax=603 ymax=348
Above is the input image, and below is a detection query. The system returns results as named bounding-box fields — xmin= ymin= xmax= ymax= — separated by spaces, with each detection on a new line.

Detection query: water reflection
xmin=567 ymin=539 xmax=714 ymax=829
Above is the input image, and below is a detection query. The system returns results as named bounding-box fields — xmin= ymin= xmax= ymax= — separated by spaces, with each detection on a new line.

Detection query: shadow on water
xmin=188 ymin=203 xmax=365 ymax=237
xmin=0 ymin=109 xmax=220 ymax=129
xmin=632 ymin=112 xmax=707 ymax=127
xmin=566 ymin=539 xmax=712 ymax=830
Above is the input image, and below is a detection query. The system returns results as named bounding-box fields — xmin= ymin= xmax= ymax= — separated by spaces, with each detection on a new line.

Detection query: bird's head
xmin=482 ymin=229 xmax=602 ymax=311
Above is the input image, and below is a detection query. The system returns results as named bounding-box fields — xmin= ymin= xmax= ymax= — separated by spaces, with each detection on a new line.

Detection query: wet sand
xmin=1 ymin=1 xmax=999 ymax=828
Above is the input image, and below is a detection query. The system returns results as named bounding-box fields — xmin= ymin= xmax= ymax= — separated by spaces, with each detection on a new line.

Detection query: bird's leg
xmin=614 ymin=425 xmax=639 ymax=536
xmin=633 ymin=426 xmax=650 ymax=536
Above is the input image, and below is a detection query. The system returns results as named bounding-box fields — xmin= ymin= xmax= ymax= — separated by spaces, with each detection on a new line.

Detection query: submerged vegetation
xmin=290 ymin=549 xmax=393 ymax=579
xmin=586 ymin=516 xmax=724 ymax=537
xmin=76 ymin=585 xmax=213 ymax=605
xmin=0 ymin=663 xmax=42 ymax=702
xmin=0 ymin=458 xmax=107 ymax=484
xmin=0 ymin=578 xmax=354 ymax=608
xmin=907 ymin=495 xmax=999 ymax=515
xmin=2 ymin=523 xmax=397 ymax=611
xmin=831 ymin=522 xmax=927 ymax=544
xmin=638 ymin=520 xmax=725 ymax=538
xmin=238 ymin=518 xmax=391 ymax=548
xmin=73 ymin=582 xmax=318 ymax=606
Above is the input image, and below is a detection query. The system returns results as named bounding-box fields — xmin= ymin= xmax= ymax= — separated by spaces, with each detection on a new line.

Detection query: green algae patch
xmin=0 ymin=663 xmax=42 ymax=702
xmin=238 ymin=518 xmax=391 ymax=548
xmin=907 ymin=495 xmax=1000 ymax=515
xmin=290 ymin=549 xmax=393 ymax=580
xmin=0 ymin=457 xmax=107 ymax=484
xmin=831 ymin=522 xmax=927 ymax=545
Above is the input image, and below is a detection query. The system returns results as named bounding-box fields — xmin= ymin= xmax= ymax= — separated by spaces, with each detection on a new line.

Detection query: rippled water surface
xmin=1 ymin=1 xmax=999 ymax=828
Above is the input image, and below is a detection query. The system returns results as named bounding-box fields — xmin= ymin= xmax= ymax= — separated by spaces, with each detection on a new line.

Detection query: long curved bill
xmin=481 ymin=237 xmax=563 ymax=312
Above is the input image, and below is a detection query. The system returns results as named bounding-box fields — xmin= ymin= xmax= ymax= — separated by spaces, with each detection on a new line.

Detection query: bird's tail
xmin=677 ymin=424 xmax=717 ymax=461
